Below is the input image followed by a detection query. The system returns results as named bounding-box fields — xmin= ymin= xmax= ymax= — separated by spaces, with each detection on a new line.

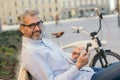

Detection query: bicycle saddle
xmin=51 ymin=31 xmax=64 ymax=38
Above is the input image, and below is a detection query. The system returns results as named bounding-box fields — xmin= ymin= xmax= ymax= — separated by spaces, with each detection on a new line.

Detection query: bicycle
xmin=59 ymin=25 xmax=120 ymax=68
xmin=51 ymin=28 xmax=120 ymax=68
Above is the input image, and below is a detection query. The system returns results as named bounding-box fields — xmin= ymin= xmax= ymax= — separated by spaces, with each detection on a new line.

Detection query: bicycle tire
xmin=89 ymin=50 xmax=120 ymax=68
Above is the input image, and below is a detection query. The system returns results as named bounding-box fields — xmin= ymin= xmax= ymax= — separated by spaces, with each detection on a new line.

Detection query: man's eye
xmin=29 ymin=24 xmax=36 ymax=28
xmin=37 ymin=23 xmax=42 ymax=27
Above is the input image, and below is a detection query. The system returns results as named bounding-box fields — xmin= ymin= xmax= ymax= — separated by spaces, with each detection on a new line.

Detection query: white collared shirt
xmin=21 ymin=37 xmax=95 ymax=80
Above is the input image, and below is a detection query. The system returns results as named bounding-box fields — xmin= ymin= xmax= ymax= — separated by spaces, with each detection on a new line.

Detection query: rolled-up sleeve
xmin=54 ymin=65 xmax=80 ymax=80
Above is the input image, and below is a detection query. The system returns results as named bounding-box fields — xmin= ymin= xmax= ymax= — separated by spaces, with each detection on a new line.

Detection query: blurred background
xmin=0 ymin=0 xmax=119 ymax=25
xmin=0 ymin=0 xmax=120 ymax=80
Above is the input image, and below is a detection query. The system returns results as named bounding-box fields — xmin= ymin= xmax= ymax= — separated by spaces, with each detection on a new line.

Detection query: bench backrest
xmin=18 ymin=64 xmax=32 ymax=80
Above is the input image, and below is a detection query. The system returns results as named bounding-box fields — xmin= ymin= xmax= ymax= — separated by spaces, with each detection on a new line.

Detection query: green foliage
xmin=0 ymin=30 xmax=21 ymax=80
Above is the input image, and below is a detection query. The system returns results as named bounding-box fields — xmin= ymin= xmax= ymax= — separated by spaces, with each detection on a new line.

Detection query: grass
xmin=0 ymin=30 xmax=21 ymax=80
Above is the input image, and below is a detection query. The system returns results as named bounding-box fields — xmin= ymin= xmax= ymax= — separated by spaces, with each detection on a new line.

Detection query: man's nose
xmin=34 ymin=25 xmax=40 ymax=30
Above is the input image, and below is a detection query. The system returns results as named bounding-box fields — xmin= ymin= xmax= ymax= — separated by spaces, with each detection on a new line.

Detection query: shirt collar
xmin=22 ymin=36 xmax=43 ymax=44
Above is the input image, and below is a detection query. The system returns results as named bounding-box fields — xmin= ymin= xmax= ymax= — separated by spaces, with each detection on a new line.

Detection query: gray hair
xmin=18 ymin=8 xmax=39 ymax=24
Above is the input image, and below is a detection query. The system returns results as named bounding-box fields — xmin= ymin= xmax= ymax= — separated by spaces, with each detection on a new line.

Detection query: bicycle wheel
xmin=89 ymin=50 xmax=120 ymax=68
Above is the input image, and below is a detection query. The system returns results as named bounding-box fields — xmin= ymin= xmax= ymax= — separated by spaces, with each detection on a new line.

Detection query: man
xmin=55 ymin=14 xmax=59 ymax=25
xmin=18 ymin=9 xmax=120 ymax=80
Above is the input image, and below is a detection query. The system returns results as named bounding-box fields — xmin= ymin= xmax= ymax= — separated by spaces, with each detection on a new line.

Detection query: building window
xmin=21 ymin=1 xmax=24 ymax=6
xmin=43 ymin=8 xmax=45 ymax=13
xmin=63 ymin=1 xmax=65 ymax=8
xmin=55 ymin=0 xmax=57 ymax=3
xmin=101 ymin=0 xmax=104 ymax=4
xmin=2 ymin=12 xmax=4 ymax=16
xmin=42 ymin=0 xmax=44 ymax=4
xmin=63 ymin=12 xmax=66 ymax=15
xmin=103 ymin=0 xmax=107 ymax=5
xmin=98 ymin=0 xmax=102 ymax=5
xmin=71 ymin=1 xmax=75 ymax=8
xmin=87 ymin=0 xmax=91 ymax=6
xmin=79 ymin=10 xmax=83 ymax=17
xmin=48 ymin=0 xmax=51 ymax=3
xmin=9 ymin=19 xmax=13 ymax=25
xmin=91 ymin=0 xmax=96 ymax=6
xmin=65 ymin=1 xmax=69 ymax=8
xmin=82 ymin=0 xmax=86 ymax=6
xmin=56 ymin=7 xmax=58 ymax=11
xmin=76 ymin=0 xmax=80 ymax=7
xmin=68 ymin=11 xmax=72 ymax=18
xmin=35 ymin=0 xmax=38 ymax=4
xmin=36 ymin=8 xmax=39 ymax=13
xmin=15 ymin=1 xmax=17 ymax=6
xmin=16 ymin=10 xmax=18 ymax=15
xmin=49 ymin=7 xmax=51 ymax=12
xmin=1 ymin=2 xmax=4 ymax=8
xmin=28 ymin=0 xmax=31 ymax=5
xmin=9 ymin=12 xmax=11 ymax=16
xmin=4 ymin=21 xmax=6 ymax=24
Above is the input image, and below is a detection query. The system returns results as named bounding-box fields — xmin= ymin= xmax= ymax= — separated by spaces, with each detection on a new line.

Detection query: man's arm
xmin=24 ymin=52 xmax=81 ymax=80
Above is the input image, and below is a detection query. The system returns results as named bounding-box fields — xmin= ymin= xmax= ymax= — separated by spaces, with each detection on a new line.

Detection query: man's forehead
xmin=23 ymin=15 xmax=40 ymax=24
xmin=24 ymin=14 xmax=40 ymax=19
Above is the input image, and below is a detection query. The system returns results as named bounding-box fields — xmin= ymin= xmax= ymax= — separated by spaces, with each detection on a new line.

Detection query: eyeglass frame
xmin=20 ymin=20 xmax=43 ymax=29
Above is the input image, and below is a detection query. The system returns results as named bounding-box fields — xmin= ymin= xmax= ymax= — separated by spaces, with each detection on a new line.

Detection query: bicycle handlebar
xmin=71 ymin=26 xmax=90 ymax=36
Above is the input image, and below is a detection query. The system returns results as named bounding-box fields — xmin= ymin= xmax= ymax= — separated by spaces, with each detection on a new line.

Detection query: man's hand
xmin=72 ymin=47 xmax=83 ymax=61
xmin=76 ymin=50 xmax=90 ymax=70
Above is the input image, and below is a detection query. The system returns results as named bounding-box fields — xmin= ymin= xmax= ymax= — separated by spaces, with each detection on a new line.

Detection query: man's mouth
xmin=33 ymin=30 xmax=41 ymax=34
xmin=31 ymin=30 xmax=42 ymax=36
xmin=31 ymin=30 xmax=42 ymax=39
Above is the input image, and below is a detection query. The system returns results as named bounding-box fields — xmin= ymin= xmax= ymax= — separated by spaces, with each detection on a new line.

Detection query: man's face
xmin=20 ymin=15 xmax=43 ymax=40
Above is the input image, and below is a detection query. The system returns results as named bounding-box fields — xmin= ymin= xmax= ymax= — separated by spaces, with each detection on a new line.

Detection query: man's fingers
xmin=77 ymin=46 xmax=83 ymax=50
xmin=74 ymin=48 xmax=80 ymax=52
xmin=80 ymin=50 xmax=88 ymax=57
xmin=73 ymin=47 xmax=83 ymax=53
xmin=80 ymin=50 xmax=91 ymax=60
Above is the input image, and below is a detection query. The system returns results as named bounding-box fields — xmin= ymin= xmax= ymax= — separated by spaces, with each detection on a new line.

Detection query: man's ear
xmin=20 ymin=26 xmax=25 ymax=34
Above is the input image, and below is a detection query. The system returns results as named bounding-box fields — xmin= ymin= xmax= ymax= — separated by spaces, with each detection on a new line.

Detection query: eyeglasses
xmin=21 ymin=20 xmax=43 ymax=29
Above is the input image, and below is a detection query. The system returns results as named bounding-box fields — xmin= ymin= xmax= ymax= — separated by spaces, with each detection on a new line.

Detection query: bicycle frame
xmin=61 ymin=39 xmax=107 ymax=51
xmin=90 ymin=32 xmax=108 ymax=67
xmin=61 ymin=26 xmax=107 ymax=51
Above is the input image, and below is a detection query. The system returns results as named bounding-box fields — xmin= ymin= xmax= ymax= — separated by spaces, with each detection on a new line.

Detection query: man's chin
xmin=32 ymin=35 xmax=42 ymax=40
xmin=32 ymin=32 xmax=42 ymax=40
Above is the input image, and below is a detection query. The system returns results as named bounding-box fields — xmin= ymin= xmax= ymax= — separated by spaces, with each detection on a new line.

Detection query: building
xmin=0 ymin=0 xmax=61 ymax=25
xmin=61 ymin=0 xmax=110 ymax=19
xmin=116 ymin=0 xmax=120 ymax=12
xmin=0 ymin=0 xmax=116 ymax=25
